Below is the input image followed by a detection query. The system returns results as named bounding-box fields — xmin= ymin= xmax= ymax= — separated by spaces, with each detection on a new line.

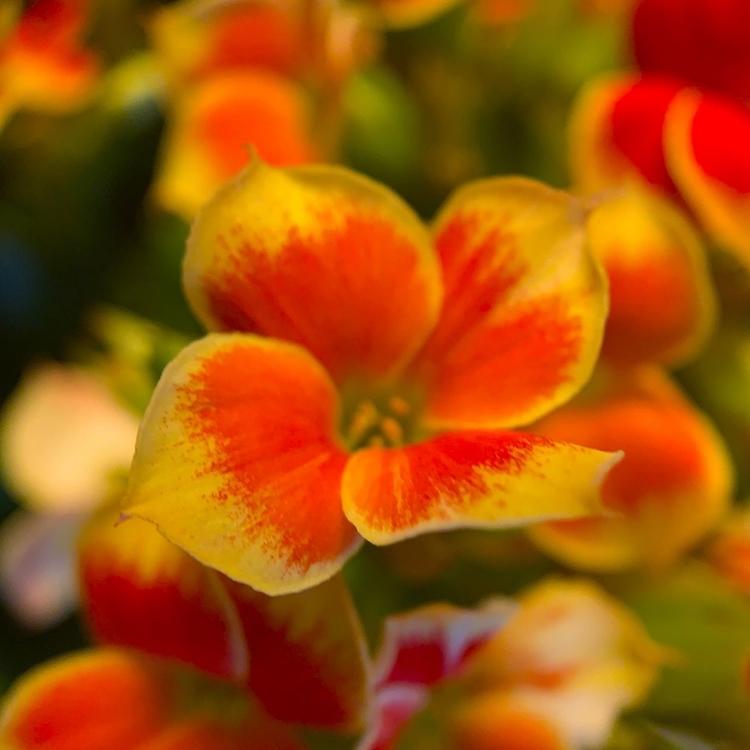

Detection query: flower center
xmin=339 ymin=385 xmax=424 ymax=451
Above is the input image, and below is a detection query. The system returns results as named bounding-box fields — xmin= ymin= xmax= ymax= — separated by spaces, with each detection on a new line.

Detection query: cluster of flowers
xmin=0 ymin=0 xmax=749 ymax=747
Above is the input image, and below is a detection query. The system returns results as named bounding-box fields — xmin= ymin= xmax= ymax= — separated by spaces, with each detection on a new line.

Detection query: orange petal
xmin=153 ymin=71 xmax=317 ymax=220
xmin=0 ymin=650 xmax=182 ymax=750
xmin=342 ymin=431 xmax=620 ymax=544
xmin=449 ymin=694 xmax=567 ymax=750
xmin=408 ymin=177 xmax=607 ymax=431
xmin=78 ymin=509 xmax=247 ymax=682
xmin=590 ymin=185 xmax=716 ymax=367
xmin=665 ymin=88 xmax=750 ymax=267
xmin=223 ymin=574 xmax=370 ymax=732
xmin=0 ymin=649 xmax=306 ymax=750
xmin=184 ymin=158 xmax=442 ymax=385
xmin=632 ymin=0 xmax=750 ymax=102
xmin=372 ymin=601 xmax=513 ymax=689
xmin=568 ymin=75 xmax=682 ymax=196
xmin=530 ymin=367 xmax=733 ymax=571
xmin=122 ymin=333 xmax=362 ymax=595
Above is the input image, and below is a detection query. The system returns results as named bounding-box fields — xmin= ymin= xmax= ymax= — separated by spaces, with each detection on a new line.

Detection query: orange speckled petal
xmin=530 ymin=367 xmax=733 ymax=571
xmin=568 ymin=75 xmax=682 ymax=196
xmin=153 ymin=71 xmax=316 ymax=220
xmin=78 ymin=509 xmax=247 ymax=682
xmin=666 ymin=88 xmax=750 ymax=267
xmin=408 ymin=177 xmax=607 ymax=431
xmin=373 ymin=600 xmax=513 ymax=689
xmin=0 ymin=650 xmax=306 ymax=750
xmin=342 ymin=432 xmax=620 ymax=544
xmin=184 ymin=158 xmax=442 ymax=385
xmin=222 ymin=574 xmax=370 ymax=732
xmin=122 ymin=333 xmax=362 ymax=595
xmin=590 ymin=185 xmax=716 ymax=367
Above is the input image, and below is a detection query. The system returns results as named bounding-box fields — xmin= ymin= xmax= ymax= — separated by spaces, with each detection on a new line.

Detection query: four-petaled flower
xmin=123 ymin=156 xmax=620 ymax=594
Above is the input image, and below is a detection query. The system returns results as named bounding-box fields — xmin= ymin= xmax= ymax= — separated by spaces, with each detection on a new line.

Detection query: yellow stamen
xmin=380 ymin=417 xmax=404 ymax=446
xmin=367 ymin=435 xmax=385 ymax=448
xmin=346 ymin=401 xmax=379 ymax=446
xmin=388 ymin=396 xmax=411 ymax=417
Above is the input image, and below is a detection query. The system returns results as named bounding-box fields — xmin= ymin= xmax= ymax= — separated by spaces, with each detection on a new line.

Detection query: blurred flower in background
xmin=361 ymin=579 xmax=667 ymax=749
xmin=0 ymin=0 xmax=100 ymax=128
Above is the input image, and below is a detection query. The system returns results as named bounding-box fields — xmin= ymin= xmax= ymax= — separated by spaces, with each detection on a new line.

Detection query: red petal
xmin=632 ymin=0 xmax=750 ymax=101
xmin=569 ymin=76 xmax=683 ymax=196
xmin=373 ymin=602 xmax=512 ymax=689
xmin=78 ymin=509 xmax=247 ymax=682
xmin=223 ymin=574 xmax=370 ymax=732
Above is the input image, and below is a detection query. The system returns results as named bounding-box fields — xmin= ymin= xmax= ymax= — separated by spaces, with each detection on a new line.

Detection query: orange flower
xmin=122 ymin=158 xmax=619 ymax=595
xmin=147 ymin=0 xmax=304 ymax=87
xmin=530 ymin=367 xmax=732 ymax=571
xmin=149 ymin=0 xmax=376 ymax=218
xmin=0 ymin=0 xmax=99 ymax=128
xmin=360 ymin=579 xmax=666 ymax=749
xmin=0 ymin=509 xmax=370 ymax=749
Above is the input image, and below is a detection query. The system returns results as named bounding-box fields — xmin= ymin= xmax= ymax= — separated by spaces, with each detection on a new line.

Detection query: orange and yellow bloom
xmin=122 ymin=157 xmax=620 ymax=595
xmin=149 ymin=0 xmax=375 ymax=219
